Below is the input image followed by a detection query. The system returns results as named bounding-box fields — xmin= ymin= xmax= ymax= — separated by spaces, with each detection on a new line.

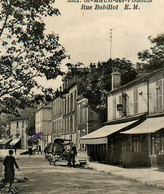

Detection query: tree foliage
xmin=78 ymin=58 xmax=137 ymax=120
xmin=0 ymin=0 xmax=66 ymax=116
xmin=137 ymin=34 xmax=164 ymax=72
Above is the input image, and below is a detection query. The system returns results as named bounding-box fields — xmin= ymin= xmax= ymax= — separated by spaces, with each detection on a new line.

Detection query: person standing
xmin=28 ymin=145 xmax=33 ymax=157
xmin=71 ymin=144 xmax=77 ymax=168
xmin=38 ymin=145 xmax=42 ymax=154
xmin=3 ymin=150 xmax=20 ymax=192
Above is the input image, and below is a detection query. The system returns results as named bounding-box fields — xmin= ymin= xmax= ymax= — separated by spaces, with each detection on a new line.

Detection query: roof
xmin=122 ymin=116 xmax=164 ymax=134
xmin=0 ymin=139 xmax=12 ymax=145
xmin=80 ymin=120 xmax=137 ymax=145
xmin=108 ymin=68 xmax=164 ymax=95
xmin=9 ymin=139 xmax=21 ymax=146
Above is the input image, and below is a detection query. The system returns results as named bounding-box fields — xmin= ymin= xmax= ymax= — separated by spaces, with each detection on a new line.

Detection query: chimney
xmin=90 ymin=63 xmax=96 ymax=72
xmin=111 ymin=68 xmax=121 ymax=90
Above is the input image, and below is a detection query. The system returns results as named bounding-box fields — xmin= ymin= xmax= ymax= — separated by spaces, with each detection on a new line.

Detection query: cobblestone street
xmin=8 ymin=155 xmax=164 ymax=194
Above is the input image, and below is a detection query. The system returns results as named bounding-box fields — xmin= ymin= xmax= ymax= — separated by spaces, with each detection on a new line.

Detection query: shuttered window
xmin=156 ymin=79 xmax=163 ymax=112
xmin=113 ymin=98 xmax=116 ymax=119
xmin=133 ymin=89 xmax=138 ymax=115
xmin=119 ymin=95 xmax=122 ymax=117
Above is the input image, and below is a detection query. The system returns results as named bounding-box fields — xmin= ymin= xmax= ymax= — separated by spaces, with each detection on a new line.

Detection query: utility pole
xmin=109 ymin=29 xmax=113 ymax=59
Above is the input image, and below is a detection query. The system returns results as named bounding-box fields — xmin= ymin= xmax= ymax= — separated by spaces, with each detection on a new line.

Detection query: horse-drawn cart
xmin=46 ymin=139 xmax=77 ymax=167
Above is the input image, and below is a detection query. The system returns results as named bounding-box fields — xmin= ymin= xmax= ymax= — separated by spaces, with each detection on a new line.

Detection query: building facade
xmin=35 ymin=103 xmax=52 ymax=150
xmin=81 ymin=68 xmax=164 ymax=168
xmin=77 ymin=96 xmax=102 ymax=150
xmin=10 ymin=117 xmax=28 ymax=149
xmin=51 ymin=67 xmax=102 ymax=150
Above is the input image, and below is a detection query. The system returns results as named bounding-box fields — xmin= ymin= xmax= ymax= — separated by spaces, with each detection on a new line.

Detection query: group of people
xmin=28 ymin=144 xmax=42 ymax=156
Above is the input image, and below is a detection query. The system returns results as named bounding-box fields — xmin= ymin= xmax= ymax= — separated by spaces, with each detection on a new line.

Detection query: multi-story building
xmin=81 ymin=68 xmax=164 ymax=168
xmin=76 ymin=96 xmax=102 ymax=150
xmin=9 ymin=117 xmax=28 ymax=149
xmin=52 ymin=97 xmax=65 ymax=140
xmin=35 ymin=103 xmax=52 ymax=150
xmin=51 ymin=67 xmax=102 ymax=149
xmin=52 ymin=68 xmax=85 ymax=146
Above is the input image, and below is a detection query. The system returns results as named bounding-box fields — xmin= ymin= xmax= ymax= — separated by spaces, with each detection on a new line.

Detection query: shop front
xmin=80 ymin=120 xmax=138 ymax=165
xmin=122 ymin=116 xmax=164 ymax=168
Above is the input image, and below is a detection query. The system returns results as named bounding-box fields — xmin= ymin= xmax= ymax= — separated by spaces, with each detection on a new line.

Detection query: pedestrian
xmin=67 ymin=149 xmax=72 ymax=167
xmin=28 ymin=146 xmax=32 ymax=157
xmin=38 ymin=145 xmax=42 ymax=154
xmin=44 ymin=146 xmax=48 ymax=156
xmin=3 ymin=149 xmax=20 ymax=192
xmin=71 ymin=144 xmax=77 ymax=168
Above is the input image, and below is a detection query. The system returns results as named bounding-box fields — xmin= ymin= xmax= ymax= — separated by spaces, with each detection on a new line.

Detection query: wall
xmin=148 ymin=74 xmax=164 ymax=115
xmin=107 ymin=81 xmax=148 ymax=122
xmin=10 ymin=119 xmax=28 ymax=149
xmin=35 ymin=103 xmax=52 ymax=150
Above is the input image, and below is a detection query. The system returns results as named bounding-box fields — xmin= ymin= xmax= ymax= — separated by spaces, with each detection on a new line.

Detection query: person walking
xmin=3 ymin=150 xmax=20 ymax=192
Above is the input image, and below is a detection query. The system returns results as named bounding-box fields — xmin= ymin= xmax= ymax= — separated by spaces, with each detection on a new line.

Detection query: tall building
xmin=35 ymin=103 xmax=52 ymax=150
xmin=51 ymin=67 xmax=102 ymax=149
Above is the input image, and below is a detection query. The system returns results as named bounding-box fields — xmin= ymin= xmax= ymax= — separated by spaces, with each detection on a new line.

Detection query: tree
xmin=78 ymin=58 xmax=138 ymax=121
xmin=137 ymin=34 xmax=164 ymax=72
xmin=26 ymin=112 xmax=35 ymax=136
xmin=0 ymin=0 xmax=66 ymax=116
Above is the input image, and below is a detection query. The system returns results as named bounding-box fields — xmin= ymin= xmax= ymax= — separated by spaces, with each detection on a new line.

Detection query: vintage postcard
xmin=0 ymin=0 xmax=164 ymax=193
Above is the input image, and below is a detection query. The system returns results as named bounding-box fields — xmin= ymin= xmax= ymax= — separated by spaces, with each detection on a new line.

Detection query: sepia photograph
xmin=0 ymin=0 xmax=164 ymax=193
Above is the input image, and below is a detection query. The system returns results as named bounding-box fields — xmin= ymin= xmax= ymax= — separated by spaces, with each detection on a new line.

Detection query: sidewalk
xmin=77 ymin=151 xmax=164 ymax=190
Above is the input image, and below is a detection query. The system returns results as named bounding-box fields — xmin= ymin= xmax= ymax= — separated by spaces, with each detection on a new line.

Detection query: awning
xmin=9 ymin=139 xmax=20 ymax=146
xmin=80 ymin=120 xmax=137 ymax=145
xmin=122 ymin=117 xmax=164 ymax=134
xmin=0 ymin=139 xmax=12 ymax=145
xmin=0 ymin=139 xmax=5 ymax=143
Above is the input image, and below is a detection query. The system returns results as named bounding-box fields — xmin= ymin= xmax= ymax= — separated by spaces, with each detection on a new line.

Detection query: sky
xmin=39 ymin=0 xmax=164 ymax=89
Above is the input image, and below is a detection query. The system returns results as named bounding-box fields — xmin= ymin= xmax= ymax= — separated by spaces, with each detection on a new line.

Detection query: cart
xmin=46 ymin=139 xmax=76 ymax=167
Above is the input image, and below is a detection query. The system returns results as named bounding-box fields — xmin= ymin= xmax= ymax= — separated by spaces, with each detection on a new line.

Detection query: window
xmin=113 ymin=98 xmax=116 ymax=119
xmin=156 ymin=79 xmax=163 ymax=112
xmin=132 ymin=137 xmax=139 ymax=152
xmin=119 ymin=95 xmax=122 ymax=117
xmin=77 ymin=104 xmax=81 ymax=123
xmin=16 ymin=121 xmax=19 ymax=128
xmin=22 ymin=120 xmax=24 ymax=128
xmin=82 ymin=102 xmax=86 ymax=122
xmin=133 ymin=88 xmax=138 ymax=115
xmin=70 ymin=116 xmax=73 ymax=132
xmin=80 ymin=129 xmax=86 ymax=150
xmin=70 ymin=93 xmax=74 ymax=111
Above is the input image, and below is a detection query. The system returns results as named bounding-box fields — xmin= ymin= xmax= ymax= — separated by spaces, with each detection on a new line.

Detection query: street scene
xmin=0 ymin=0 xmax=164 ymax=193
xmin=1 ymin=150 xmax=164 ymax=194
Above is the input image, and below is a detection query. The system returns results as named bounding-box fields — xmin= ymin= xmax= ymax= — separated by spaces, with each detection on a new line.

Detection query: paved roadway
xmin=10 ymin=155 xmax=164 ymax=194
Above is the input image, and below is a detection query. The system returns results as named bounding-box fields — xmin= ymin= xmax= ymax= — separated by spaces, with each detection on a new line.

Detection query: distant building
xmin=10 ymin=117 xmax=28 ymax=149
xmin=35 ymin=103 xmax=52 ymax=150
xmin=76 ymin=96 xmax=102 ymax=150
xmin=51 ymin=67 xmax=102 ymax=149
xmin=52 ymin=97 xmax=65 ymax=140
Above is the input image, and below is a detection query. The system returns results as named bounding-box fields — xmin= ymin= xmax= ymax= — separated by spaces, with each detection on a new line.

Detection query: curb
xmin=86 ymin=164 xmax=164 ymax=191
